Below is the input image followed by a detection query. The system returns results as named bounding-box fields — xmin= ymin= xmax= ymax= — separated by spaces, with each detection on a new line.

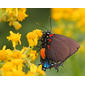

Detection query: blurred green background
xmin=0 ymin=8 xmax=85 ymax=76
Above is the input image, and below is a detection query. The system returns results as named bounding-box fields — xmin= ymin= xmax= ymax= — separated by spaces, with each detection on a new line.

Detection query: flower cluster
xmin=52 ymin=8 xmax=85 ymax=21
xmin=51 ymin=8 xmax=85 ymax=33
xmin=7 ymin=31 xmax=21 ymax=49
xmin=0 ymin=29 xmax=45 ymax=76
xmin=26 ymin=29 xmax=43 ymax=47
xmin=0 ymin=8 xmax=28 ymax=30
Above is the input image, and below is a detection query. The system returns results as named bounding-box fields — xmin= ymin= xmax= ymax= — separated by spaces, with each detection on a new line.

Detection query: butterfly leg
xmin=42 ymin=67 xmax=46 ymax=71
xmin=55 ymin=66 xmax=59 ymax=72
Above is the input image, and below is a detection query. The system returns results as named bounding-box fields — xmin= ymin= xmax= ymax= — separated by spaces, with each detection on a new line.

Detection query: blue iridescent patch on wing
xmin=43 ymin=61 xmax=51 ymax=68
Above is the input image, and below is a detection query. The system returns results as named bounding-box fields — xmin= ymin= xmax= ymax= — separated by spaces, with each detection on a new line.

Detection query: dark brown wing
xmin=46 ymin=34 xmax=80 ymax=63
xmin=54 ymin=34 xmax=80 ymax=56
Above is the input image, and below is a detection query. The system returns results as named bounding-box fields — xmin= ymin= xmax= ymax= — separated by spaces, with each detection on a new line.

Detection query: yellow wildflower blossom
xmin=11 ymin=50 xmax=25 ymax=59
xmin=12 ymin=21 xmax=22 ymax=30
xmin=0 ymin=49 xmax=8 ymax=61
xmin=2 ymin=62 xmax=14 ymax=71
xmin=21 ymin=47 xmax=29 ymax=54
xmin=51 ymin=8 xmax=74 ymax=21
xmin=30 ymin=64 xmax=37 ymax=73
xmin=27 ymin=35 xmax=38 ymax=47
xmin=33 ymin=29 xmax=43 ymax=38
xmin=7 ymin=31 xmax=21 ymax=49
xmin=52 ymin=27 xmax=63 ymax=34
xmin=11 ymin=51 xmax=22 ymax=59
xmin=1 ymin=59 xmax=25 ymax=76
xmin=3 ymin=70 xmax=26 ymax=76
xmin=17 ymin=8 xmax=28 ymax=21
xmin=51 ymin=8 xmax=85 ymax=33
xmin=11 ymin=59 xmax=24 ymax=67
xmin=29 ymin=50 xmax=38 ymax=62
xmin=0 ymin=45 xmax=11 ymax=61
xmin=27 ymin=72 xmax=35 ymax=76
xmin=0 ymin=8 xmax=28 ymax=30
xmin=36 ymin=65 xmax=45 ymax=76
xmin=51 ymin=8 xmax=63 ymax=21
xmin=27 ymin=64 xmax=45 ymax=76
xmin=26 ymin=29 xmax=43 ymax=47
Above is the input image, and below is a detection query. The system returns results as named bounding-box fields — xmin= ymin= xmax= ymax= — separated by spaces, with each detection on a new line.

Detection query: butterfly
xmin=40 ymin=31 xmax=80 ymax=71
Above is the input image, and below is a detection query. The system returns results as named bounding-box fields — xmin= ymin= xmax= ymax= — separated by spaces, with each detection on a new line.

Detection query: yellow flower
xmin=12 ymin=21 xmax=22 ymax=30
xmin=27 ymin=64 xmax=45 ymax=76
xmin=1 ymin=59 xmax=25 ymax=76
xmin=27 ymin=38 xmax=38 ymax=47
xmin=0 ymin=45 xmax=8 ymax=61
xmin=71 ymin=10 xmax=80 ymax=21
xmin=11 ymin=59 xmax=24 ymax=67
xmin=2 ymin=69 xmax=26 ymax=76
xmin=8 ymin=50 xmax=26 ymax=60
xmin=51 ymin=8 xmax=85 ymax=31
xmin=21 ymin=47 xmax=29 ymax=54
xmin=17 ymin=8 xmax=28 ymax=21
xmin=4 ymin=70 xmax=26 ymax=76
xmin=29 ymin=50 xmax=38 ymax=62
xmin=0 ymin=8 xmax=28 ymax=30
xmin=51 ymin=8 xmax=63 ymax=21
xmin=52 ymin=27 xmax=63 ymax=34
xmin=7 ymin=31 xmax=21 ymax=49
xmin=51 ymin=8 xmax=74 ymax=21
xmin=5 ymin=49 xmax=13 ymax=60
xmin=1 ymin=62 xmax=13 ymax=71
xmin=36 ymin=65 xmax=45 ymax=75
xmin=26 ymin=29 xmax=43 ymax=47
xmin=10 ymin=50 xmax=22 ymax=59
xmin=33 ymin=29 xmax=43 ymax=38
xmin=0 ymin=49 xmax=8 ymax=61
xmin=30 ymin=64 xmax=37 ymax=73
xmin=27 ymin=72 xmax=36 ymax=76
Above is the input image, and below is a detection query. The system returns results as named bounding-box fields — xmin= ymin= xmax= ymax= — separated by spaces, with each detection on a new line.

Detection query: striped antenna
xmin=50 ymin=16 xmax=52 ymax=31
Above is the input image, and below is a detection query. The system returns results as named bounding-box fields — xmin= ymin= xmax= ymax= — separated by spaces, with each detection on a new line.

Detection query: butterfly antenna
xmin=49 ymin=16 xmax=52 ymax=31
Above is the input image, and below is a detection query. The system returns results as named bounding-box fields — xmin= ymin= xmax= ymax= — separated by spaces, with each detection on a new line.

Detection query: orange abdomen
xmin=40 ymin=48 xmax=46 ymax=59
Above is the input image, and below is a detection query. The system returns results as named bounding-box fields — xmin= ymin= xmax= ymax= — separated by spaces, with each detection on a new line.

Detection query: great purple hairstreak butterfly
xmin=40 ymin=31 xmax=80 ymax=71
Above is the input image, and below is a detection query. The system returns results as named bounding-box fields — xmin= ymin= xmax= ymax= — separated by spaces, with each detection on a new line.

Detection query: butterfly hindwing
xmin=46 ymin=34 xmax=80 ymax=63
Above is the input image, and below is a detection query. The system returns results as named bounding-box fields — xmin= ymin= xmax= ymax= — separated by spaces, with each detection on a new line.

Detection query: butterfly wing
xmin=54 ymin=34 xmax=80 ymax=56
xmin=46 ymin=34 xmax=80 ymax=63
